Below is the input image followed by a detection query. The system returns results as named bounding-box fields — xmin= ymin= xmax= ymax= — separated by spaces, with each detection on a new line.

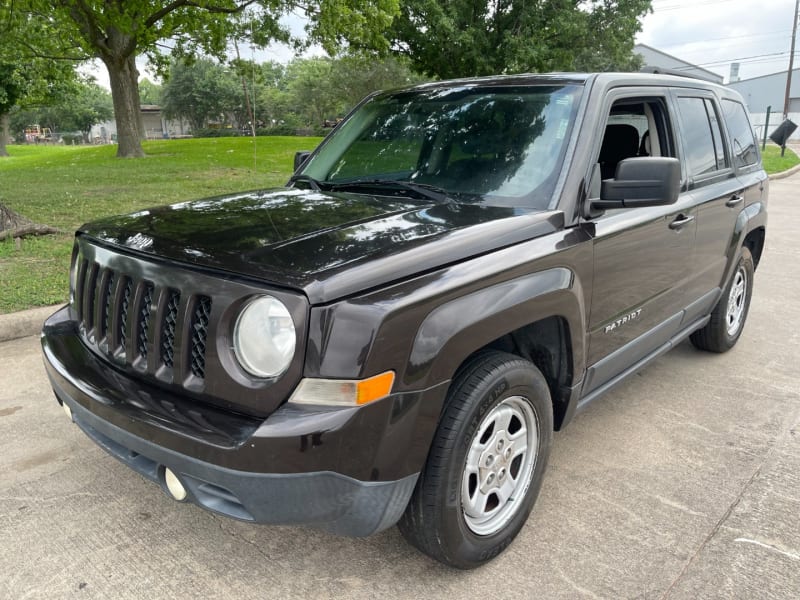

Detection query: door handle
xmin=669 ymin=214 xmax=695 ymax=230
xmin=726 ymin=194 xmax=744 ymax=207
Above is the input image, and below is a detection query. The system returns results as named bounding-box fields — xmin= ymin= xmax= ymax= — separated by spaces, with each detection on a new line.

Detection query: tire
xmin=398 ymin=350 xmax=553 ymax=569
xmin=690 ymin=246 xmax=754 ymax=353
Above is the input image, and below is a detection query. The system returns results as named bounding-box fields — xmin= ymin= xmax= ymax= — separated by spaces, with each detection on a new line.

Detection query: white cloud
xmin=638 ymin=0 xmax=798 ymax=82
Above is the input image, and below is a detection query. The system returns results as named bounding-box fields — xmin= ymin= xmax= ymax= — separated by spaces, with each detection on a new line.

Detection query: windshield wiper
xmin=327 ymin=179 xmax=454 ymax=203
xmin=287 ymin=173 xmax=323 ymax=191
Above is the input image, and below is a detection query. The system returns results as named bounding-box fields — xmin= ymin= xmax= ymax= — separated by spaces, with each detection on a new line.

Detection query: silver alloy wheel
xmin=461 ymin=395 xmax=539 ymax=536
xmin=726 ymin=266 xmax=747 ymax=336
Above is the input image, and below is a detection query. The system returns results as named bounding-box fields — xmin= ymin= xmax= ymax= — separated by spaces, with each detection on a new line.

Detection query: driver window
xmin=598 ymin=99 xmax=673 ymax=180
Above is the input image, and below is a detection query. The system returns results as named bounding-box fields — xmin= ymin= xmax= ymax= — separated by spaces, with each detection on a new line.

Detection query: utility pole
xmin=784 ymin=0 xmax=800 ymax=119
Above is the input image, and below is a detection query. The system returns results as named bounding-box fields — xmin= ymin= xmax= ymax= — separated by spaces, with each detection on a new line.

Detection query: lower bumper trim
xmin=57 ymin=389 xmax=418 ymax=537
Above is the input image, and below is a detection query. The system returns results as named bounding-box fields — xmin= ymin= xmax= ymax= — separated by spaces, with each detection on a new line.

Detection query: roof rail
xmin=639 ymin=66 xmax=718 ymax=84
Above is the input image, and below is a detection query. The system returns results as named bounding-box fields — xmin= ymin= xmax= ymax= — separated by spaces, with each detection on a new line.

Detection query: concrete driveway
xmin=1 ymin=176 xmax=798 ymax=599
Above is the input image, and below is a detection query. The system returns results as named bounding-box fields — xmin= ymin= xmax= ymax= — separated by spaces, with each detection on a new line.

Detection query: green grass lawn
xmin=0 ymin=137 xmax=321 ymax=314
xmin=761 ymin=143 xmax=800 ymax=174
xmin=1 ymin=136 xmax=798 ymax=314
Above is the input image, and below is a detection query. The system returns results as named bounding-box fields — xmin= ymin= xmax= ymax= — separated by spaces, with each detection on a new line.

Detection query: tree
xmin=0 ymin=2 xmax=84 ymax=156
xmin=5 ymin=0 xmax=399 ymax=158
xmin=161 ymin=59 xmax=241 ymax=130
xmin=139 ymin=78 xmax=162 ymax=104
xmin=284 ymin=58 xmax=342 ymax=127
xmin=389 ymin=0 xmax=651 ymax=79
xmin=329 ymin=54 xmax=427 ymax=108
xmin=10 ymin=79 xmax=113 ymax=140
xmin=0 ymin=60 xmax=80 ymax=155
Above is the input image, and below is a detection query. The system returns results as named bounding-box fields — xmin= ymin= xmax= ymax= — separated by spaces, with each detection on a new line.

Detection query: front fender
xmin=404 ymin=268 xmax=586 ymax=388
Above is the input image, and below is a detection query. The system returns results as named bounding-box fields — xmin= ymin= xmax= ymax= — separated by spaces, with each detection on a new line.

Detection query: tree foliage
xmin=160 ymin=54 xmax=426 ymax=133
xmin=161 ymin=59 xmax=241 ymax=130
xmin=10 ymin=79 xmax=113 ymax=139
xmin=138 ymin=78 xmax=162 ymax=104
xmin=389 ymin=0 xmax=651 ymax=79
xmin=2 ymin=0 xmax=400 ymax=158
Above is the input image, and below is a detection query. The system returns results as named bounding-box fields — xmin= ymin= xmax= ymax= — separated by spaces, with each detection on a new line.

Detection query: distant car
xmin=43 ymin=72 xmax=767 ymax=568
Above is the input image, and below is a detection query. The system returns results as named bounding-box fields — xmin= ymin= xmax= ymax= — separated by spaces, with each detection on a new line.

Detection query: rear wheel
xmin=690 ymin=247 xmax=754 ymax=353
xmin=398 ymin=351 xmax=553 ymax=569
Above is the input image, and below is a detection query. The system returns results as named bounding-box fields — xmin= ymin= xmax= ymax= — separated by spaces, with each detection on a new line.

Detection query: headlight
xmin=233 ymin=296 xmax=296 ymax=378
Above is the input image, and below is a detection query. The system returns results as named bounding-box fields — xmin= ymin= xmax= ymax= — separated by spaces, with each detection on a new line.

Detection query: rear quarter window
xmin=721 ymin=99 xmax=759 ymax=168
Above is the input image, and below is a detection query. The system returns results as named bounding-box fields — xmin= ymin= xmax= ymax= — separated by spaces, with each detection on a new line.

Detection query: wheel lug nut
xmin=485 ymin=455 xmax=494 ymax=467
xmin=487 ymin=473 xmax=495 ymax=484
xmin=497 ymin=439 xmax=504 ymax=451
xmin=504 ymin=447 xmax=512 ymax=460
xmin=498 ymin=468 xmax=506 ymax=480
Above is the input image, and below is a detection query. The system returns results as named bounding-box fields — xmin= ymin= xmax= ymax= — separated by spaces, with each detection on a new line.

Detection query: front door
xmin=583 ymin=92 xmax=696 ymax=396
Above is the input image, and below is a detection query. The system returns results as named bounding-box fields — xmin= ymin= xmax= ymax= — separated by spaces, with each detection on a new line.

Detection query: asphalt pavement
xmin=1 ymin=175 xmax=798 ymax=599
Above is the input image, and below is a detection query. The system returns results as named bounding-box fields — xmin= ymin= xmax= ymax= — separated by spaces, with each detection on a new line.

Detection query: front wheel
xmin=690 ymin=246 xmax=754 ymax=353
xmin=398 ymin=351 xmax=553 ymax=569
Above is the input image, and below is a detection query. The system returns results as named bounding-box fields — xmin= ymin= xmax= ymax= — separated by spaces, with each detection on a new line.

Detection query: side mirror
xmin=293 ymin=151 xmax=311 ymax=172
xmin=592 ymin=157 xmax=680 ymax=210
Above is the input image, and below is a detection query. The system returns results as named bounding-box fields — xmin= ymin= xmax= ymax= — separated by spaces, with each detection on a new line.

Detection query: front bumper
xmin=42 ymin=306 xmax=449 ymax=536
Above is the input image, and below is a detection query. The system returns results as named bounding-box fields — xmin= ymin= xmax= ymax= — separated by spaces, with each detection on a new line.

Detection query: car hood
xmin=81 ymin=188 xmax=564 ymax=304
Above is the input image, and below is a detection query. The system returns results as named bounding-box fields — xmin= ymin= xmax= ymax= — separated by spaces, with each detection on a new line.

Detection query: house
xmin=90 ymin=104 xmax=190 ymax=142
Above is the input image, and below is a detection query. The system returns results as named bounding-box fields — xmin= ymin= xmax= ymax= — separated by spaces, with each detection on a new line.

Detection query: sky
xmin=84 ymin=0 xmax=799 ymax=89
xmin=637 ymin=0 xmax=798 ymax=82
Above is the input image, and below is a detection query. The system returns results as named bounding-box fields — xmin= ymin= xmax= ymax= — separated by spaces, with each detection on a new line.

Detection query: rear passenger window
xmin=722 ymin=99 xmax=759 ymax=168
xmin=677 ymin=97 xmax=719 ymax=178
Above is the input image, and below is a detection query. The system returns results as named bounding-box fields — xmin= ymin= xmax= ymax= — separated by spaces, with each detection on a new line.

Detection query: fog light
xmin=164 ymin=468 xmax=187 ymax=501
xmin=62 ymin=401 xmax=73 ymax=421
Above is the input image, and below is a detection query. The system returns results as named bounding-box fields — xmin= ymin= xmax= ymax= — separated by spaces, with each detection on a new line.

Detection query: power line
xmin=657 ymin=29 xmax=792 ymax=49
xmin=687 ymin=50 xmax=795 ymax=68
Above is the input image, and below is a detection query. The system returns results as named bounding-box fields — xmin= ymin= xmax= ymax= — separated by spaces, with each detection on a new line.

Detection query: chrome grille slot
xmin=137 ymin=282 xmax=154 ymax=360
xmin=75 ymin=259 xmax=88 ymax=322
xmin=100 ymin=270 xmax=115 ymax=340
xmin=83 ymin=263 xmax=100 ymax=333
xmin=190 ymin=296 xmax=212 ymax=378
xmin=160 ymin=290 xmax=181 ymax=369
xmin=118 ymin=277 xmax=133 ymax=352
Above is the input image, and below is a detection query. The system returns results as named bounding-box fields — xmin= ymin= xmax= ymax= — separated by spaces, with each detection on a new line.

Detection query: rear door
xmin=672 ymin=92 xmax=743 ymax=321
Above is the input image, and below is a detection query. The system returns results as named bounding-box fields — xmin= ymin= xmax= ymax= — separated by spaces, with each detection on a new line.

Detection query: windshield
xmin=300 ymin=84 xmax=582 ymax=208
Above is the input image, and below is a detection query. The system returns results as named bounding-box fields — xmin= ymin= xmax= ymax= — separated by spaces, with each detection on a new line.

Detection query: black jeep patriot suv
xmin=42 ymin=72 xmax=768 ymax=568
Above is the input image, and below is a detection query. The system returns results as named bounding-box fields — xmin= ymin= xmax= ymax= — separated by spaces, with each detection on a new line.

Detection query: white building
xmin=634 ymin=44 xmax=724 ymax=84
xmin=727 ymin=69 xmax=800 ymax=141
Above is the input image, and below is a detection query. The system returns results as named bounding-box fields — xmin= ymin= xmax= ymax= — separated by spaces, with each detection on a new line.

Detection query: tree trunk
xmin=104 ymin=54 xmax=145 ymax=158
xmin=0 ymin=112 xmax=9 ymax=157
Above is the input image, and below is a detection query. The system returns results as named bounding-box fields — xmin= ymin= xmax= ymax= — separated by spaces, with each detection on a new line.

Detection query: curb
xmin=0 ymin=304 xmax=63 ymax=344
xmin=769 ymin=162 xmax=800 ymax=180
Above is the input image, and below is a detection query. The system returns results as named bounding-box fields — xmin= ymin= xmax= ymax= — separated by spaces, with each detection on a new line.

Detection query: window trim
xmin=587 ymin=90 xmax=680 ymax=189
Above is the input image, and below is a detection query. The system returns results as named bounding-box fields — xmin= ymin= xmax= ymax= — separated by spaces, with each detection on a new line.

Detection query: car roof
xmin=388 ymin=72 xmax=743 ymax=103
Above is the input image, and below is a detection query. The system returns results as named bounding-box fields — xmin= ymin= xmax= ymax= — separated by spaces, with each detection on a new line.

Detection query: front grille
xmin=69 ymin=239 xmax=306 ymax=417
xmin=75 ymin=261 xmax=210 ymax=382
